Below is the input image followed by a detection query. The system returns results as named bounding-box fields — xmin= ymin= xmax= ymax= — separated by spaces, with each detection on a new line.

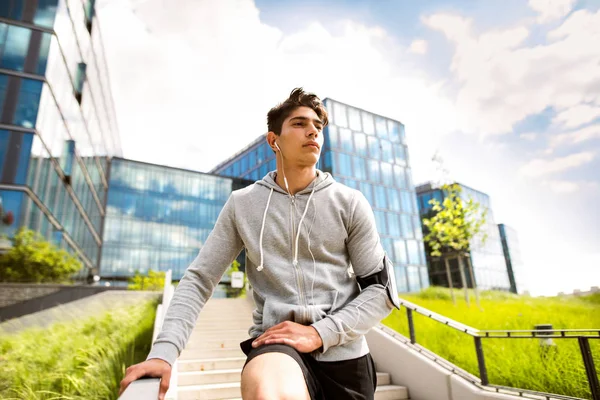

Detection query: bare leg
xmin=241 ymin=352 xmax=311 ymax=400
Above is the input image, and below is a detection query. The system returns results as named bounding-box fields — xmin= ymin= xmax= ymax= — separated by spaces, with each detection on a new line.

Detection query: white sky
xmin=96 ymin=0 xmax=600 ymax=296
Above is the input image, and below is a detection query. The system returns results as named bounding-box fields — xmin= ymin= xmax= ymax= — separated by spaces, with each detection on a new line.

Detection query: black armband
xmin=356 ymin=255 xmax=401 ymax=310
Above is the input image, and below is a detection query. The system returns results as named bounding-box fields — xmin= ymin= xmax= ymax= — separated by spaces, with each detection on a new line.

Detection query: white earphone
xmin=274 ymin=142 xmax=281 ymax=152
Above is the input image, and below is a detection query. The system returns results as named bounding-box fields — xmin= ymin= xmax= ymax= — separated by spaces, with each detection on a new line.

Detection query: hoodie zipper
xmin=290 ymin=195 xmax=309 ymax=323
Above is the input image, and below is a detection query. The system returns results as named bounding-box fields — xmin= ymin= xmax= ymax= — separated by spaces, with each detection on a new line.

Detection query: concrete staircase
xmin=175 ymin=298 xmax=409 ymax=399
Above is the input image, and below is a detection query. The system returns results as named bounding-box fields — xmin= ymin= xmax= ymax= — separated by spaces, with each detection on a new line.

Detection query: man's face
xmin=276 ymin=106 xmax=324 ymax=167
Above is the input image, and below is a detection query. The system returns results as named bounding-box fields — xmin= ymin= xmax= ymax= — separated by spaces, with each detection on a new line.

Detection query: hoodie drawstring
xmin=257 ymin=188 xmax=274 ymax=272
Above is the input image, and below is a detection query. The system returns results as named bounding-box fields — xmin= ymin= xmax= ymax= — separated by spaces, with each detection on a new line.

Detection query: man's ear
xmin=266 ymin=131 xmax=278 ymax=151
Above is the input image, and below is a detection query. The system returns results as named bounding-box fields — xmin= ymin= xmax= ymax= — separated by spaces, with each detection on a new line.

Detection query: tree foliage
xmin=128 ymin=269 xmax=166 ymax=291
xmin=422 ymin=184 xmax=488 ymax=258
xmin=225 ymin=260 xmax=246 ymax=298
xmin=0 ymin=228 xmax=82 ymax=283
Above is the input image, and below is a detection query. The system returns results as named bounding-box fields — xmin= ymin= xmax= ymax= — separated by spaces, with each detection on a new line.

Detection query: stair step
xmin=178 ymin=357 xmax=246 ymax=372
xmin=375 ymin=384 xmax=409 ymax=400
xmin=185 ymin=338 xmax=246 ymax=350
xmin=179 ymin=368 xmax=242 ymax=386
xmin=377 ymin=371 xmax=390 ymax=385
xmin=178 ymin=382 xmax=241 ymax=400
xmin=179 ymin=347 xmax=245 ymax=360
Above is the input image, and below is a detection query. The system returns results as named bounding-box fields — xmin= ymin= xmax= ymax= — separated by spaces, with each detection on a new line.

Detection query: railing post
xmin=474 ymin=336 xmax=489 ymax=386
xmin=578 ymin=337 xmax=600 ymax=400
xmin=406 ymin=308 xmax=416 ymax=344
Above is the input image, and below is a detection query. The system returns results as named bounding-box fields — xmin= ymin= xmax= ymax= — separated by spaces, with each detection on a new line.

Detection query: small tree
xmin=225 ymin=260 xmax=246 ymax=298
xmin=422 ymin=184 xmax=487 ymax=306
xmin=128 ymin=269 xmax=166 ymax=291
xmin=0 ymin=228 xmax=82 ymax=283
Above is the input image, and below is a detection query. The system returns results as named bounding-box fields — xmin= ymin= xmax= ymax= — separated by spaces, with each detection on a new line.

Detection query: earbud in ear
xmin=274 ymin=142 xmax=281 ymax=151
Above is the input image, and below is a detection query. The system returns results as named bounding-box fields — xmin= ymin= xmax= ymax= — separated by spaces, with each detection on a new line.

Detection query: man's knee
xmin=241 ymin=352 xmax=310 ymax=400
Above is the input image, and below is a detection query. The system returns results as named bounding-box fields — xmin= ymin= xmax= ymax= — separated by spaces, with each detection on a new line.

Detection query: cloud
xmin=519 ymin=151 xmax=595 ymax=177
xmin=553 ymin=104 xmax=600 ymax=129
xmin=520 ymin=132 xmax=537 ymax=141
xmin=542 ymin=179 xmax=599 ymax=193
xmin=408 ymin=39 xmax=428 ymax=55
xmin=550 ymin=124 xmax=600 ymax=147
xmin=97 ymin=0 xmax=457 ymax=177
xmin=422 ymin=9 xmax=600 ymax=137
xmin=528 ymin=0 xmax=577 ymax=23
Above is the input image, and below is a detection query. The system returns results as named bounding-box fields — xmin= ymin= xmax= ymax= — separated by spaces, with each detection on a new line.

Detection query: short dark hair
xmin=267 ymin=88 xmax=329 ymax=135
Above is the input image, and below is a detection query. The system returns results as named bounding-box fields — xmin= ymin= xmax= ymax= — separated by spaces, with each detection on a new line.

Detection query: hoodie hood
xmin=256 ymin=169 xmax=335 ymax=195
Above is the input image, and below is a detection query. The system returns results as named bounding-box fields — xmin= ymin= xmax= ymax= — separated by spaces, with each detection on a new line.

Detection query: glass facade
xmin=498 ymin=223 xmax=526 ymax=294
xmin=0 ymin=0 xmax=121 ymax=280
xmin=101 ymin=158 xmax=252 ymax=295
xmin=211 ymin=99 xmax=429 ymax=293
xmin=417 ymin=183 xmax=511 ymax=292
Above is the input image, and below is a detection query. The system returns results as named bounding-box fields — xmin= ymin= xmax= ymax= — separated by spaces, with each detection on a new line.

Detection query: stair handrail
xmin=395 ymin=297 xmax=600 ymax=400
xmin=118 ymin=270 xmax=175 ymax=400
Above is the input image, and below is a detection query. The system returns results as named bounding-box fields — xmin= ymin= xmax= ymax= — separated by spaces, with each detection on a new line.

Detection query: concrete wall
xmin=366 ymin=327 xmax=527 ymax=400
xmin=0 ymin=283 xmax=128 ymax=322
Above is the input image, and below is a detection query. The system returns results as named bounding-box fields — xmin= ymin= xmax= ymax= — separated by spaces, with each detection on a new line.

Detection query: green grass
xmin=0 ymin=299 xmax=158 ymax=400
xmin=383 ymin=287 xmax=600 ymax=399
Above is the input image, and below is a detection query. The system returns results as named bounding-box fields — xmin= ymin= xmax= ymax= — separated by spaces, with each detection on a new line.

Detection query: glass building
xmin=211 ymin=99 xmax=430 ymax=293
xmin=498 ymin=223 xmax=525 ymax=294
xmin=416 ymin=182 xmax=511 ymax=291
xmin=101 ymin=158 xmax=252 ymax=294
xmin=0 ymin=0 xmax=121 ymax=279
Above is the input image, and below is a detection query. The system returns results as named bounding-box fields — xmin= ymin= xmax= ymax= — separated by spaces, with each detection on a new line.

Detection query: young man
xmin=120 ymin=88 xmax=400 ymax=400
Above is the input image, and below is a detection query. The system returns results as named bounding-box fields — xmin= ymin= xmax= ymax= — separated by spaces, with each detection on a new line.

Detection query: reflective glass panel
xmin=375 ymin=116 xmax=388 ymax=138
xmin=348 ymin=107 xmax=362 ymax=131
xmin=1 ymin=25 xmax=31 ymax=71
xmin=362 ymin=111 xmax=375 ymax=135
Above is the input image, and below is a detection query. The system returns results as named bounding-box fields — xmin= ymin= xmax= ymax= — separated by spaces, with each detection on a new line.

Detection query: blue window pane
xmin=395 ymin=266 xmax=408 ymax=292
xmin=388 ymin=120 xmax=400 ymax=142
xmin=375 ymin=116 xmax=388 ymax=138
xmin=374 ymin=210 xmax=387 ymax=235
xmin=1 ymin=25 xmax=31 ymax=72
xmin=259 ymin=163 xmax=268 ymax=177
xmin=14 ymin=78 xmax=43 ymax=128
xmin=387 ymin=213 xmax=401 ymax=237
xmin=420 ymin=266 xmax=430 ymax=288
xmin=15 ymin=132 xmax=33 ymax=184
xmin=232 ymin=161 xmax=240 ymax=176
xmin=394 ymin=144 xmax=406 ymax=166
xmin=36 ymin=32 xmax=51 ymax=74
xmin=249 ymin=150 xmax=256 ymax=167
xmin=34 ymin=0 xmax=59 ymax=28
xmin=323 ymin=150 xmax=332 ymax=170
xmin=0 ymin=74 xmax=7 ymax=119
xmin=345 ymin=178 xmax=358 ymax=189
xmin=0 ymin=189 xmax=24 ymax=238
xmin=388 ymin=188 xmax=400 ymax=212
xmin=368 ymin=160 xmax=380 ymax=183
xmin=362 ymin=111 xmax=375 ymax=135
xmin=241 ymin=155 xmax=249 ymax=174
xmin=257 ymin=144 xmax=265 ymax=163
xmin=400 ymin=191 xmax=414 ymax=214
xmin=400 ymin=124 xmax=406 ymax=143
xmin=333 ymin=102 xmax=347 ymax=127
xmin=348 ymin=107 xmax=362 ymax=131
xmin=381 ymin=237 xmax=394 ymax=260
xmin=354 ymin=132 xmax=367 ymax=156
xmin=327 ymin=125 xmax=339 ymax=149
xmin=360 ymin=182 xmax=373 ymax=205
xmin=367 ymin=136 xmax=380 ymax=159
xmin=0 ymin=129 xmax=9 ymax=178
xmin=381 ymin=140 xmax=393 ymax=163
xmin=394 ymin=239 xmax=408 ymax=265
xmin=268 ymin=158 xmax=276 ymax=171
xmin=0 ymin=2 xmax=23 ymax=20
xmin=413 ymin=215 xmax=423 ymax=239
xmin=336 ymin=152 xmax=352 ymax=176
xmin=407 ymin=265 xmax=420 ymax=291
xmin=401 ymin=214 xmax=412 ymax=238
xmin=374 ymin=185 xmax=387 ymax=209
xmin=339 ymin=128 xmax=353 ymax=153
xmin=352 ymin=157 xmax=366 ymax=180
xmin=380 ymin=162 xmax=392 ymax=183
xmin=393 ymin=165 xmax=406 ymax=189
xmin=407 ymin=240 xmax=420 ymax=265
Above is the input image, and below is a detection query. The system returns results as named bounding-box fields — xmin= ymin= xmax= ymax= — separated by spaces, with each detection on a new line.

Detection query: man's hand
xmin=119 ymin=358 xmax=171 ymax=400
xmin=252 ymin=321 xmax=323 ymax=353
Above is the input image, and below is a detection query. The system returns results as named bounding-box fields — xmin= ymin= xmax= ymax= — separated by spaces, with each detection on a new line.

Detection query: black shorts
xmin=240 ymin=338 xmax=377 ymax=400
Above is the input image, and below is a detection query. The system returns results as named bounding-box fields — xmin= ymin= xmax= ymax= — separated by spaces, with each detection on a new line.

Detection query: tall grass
xmin=0 ymin=299 xmax=157 ymax=399
xmin=383 ymin=287 xmax=600 ymax=399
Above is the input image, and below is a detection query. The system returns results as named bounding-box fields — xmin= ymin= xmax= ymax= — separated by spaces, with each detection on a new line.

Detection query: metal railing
xmin=393 ymin=297 xmax=600 ymax=400
xmin=118 ymin=270 xmax=175 ymax=400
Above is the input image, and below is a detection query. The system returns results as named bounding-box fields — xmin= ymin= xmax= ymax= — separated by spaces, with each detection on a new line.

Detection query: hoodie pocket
xmin=262 ymin=291 xmax=339 ymax=329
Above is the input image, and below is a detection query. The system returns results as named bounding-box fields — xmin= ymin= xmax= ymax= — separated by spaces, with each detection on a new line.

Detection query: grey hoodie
xmin=147 ymin=170 xmax=395 ymax=365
